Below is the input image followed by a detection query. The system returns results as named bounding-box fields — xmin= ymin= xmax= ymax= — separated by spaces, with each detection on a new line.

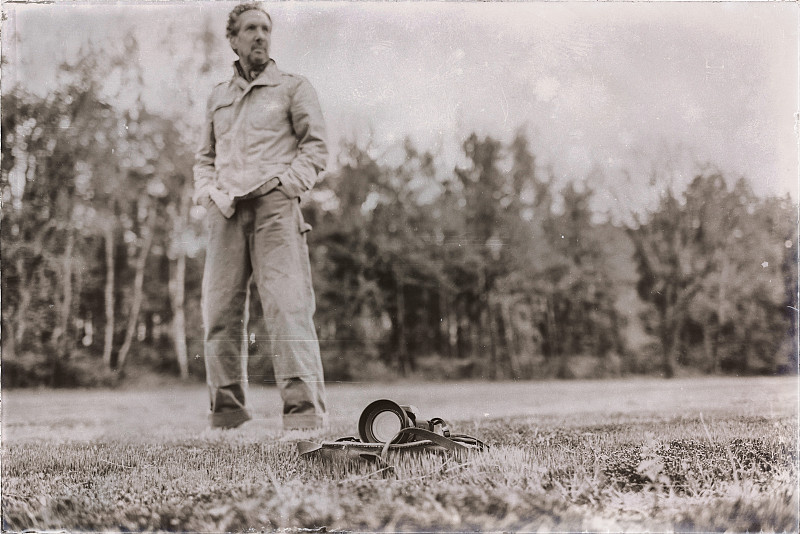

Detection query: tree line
xmin=2 ymin=50 xmax=797 ymax=387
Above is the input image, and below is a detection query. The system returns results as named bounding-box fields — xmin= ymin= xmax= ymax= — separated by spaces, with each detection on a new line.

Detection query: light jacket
xmin=193 ymin=60 xmax=328 ymax=217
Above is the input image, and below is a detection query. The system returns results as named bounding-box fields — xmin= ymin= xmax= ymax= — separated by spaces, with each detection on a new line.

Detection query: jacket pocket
xmin=212 ymin=100 xmax=236 ymax=135
xmin=249 ymin=90 xmax=288 ymax=131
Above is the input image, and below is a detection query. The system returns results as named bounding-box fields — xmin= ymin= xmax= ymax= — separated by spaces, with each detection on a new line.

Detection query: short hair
xmin=226 ymin=3 xmax=272 ymax=39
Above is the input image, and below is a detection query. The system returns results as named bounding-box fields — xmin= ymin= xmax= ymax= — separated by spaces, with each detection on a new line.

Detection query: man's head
xmin=227 ymin=3 xmax=273 ymax=71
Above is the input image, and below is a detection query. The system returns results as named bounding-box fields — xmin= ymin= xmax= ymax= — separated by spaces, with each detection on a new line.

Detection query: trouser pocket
xmin=294 ymin=198 xmax=313 ymax=236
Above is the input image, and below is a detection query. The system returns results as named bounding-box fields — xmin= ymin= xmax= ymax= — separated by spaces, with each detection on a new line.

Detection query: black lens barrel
xmin=359 ymin=399 xmax=433 ymax=444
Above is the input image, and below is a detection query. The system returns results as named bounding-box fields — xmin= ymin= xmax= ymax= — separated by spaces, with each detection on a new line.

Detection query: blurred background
xmin=1 ymin=2 xmax=797 ymax=388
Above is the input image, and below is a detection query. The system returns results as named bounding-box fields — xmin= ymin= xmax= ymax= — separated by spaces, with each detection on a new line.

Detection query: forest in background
xmin=2 ymin=37 xmax=797 ymax=388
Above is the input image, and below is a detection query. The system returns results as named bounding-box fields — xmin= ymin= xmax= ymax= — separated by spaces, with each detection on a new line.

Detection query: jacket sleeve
xmin=192 ymin=93 xmax=217 ymax=206
xmin=278 ymin=77 xmax=329 ymax=198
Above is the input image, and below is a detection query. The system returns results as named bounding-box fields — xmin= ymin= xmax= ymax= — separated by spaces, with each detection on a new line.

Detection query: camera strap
xmin=297 ymin=424 xmax=488 ymax=465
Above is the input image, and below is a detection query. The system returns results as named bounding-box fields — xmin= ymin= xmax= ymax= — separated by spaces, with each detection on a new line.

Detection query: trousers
xmin=202 ymin=190 xmax=327 ymax=429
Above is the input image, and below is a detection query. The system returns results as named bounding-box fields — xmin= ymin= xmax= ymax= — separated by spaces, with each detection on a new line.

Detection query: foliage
xmin=2 ymin=35 xmax=796 ymax=387
xmin=1 ymin=44 xmax=206 ymax=386
xmin=308 ymin=132 xmax=630 ymax=381
xmin=628 ymin=173 xmax=798 ymax=377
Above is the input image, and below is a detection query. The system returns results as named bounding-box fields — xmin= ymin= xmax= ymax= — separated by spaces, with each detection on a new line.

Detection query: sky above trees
xmin=3 ymin=1 xmax=797 ymax=217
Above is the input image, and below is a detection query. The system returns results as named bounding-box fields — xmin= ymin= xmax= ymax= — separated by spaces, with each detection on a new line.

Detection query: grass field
xmin=2 ymin=376 xmax=798 ymax=532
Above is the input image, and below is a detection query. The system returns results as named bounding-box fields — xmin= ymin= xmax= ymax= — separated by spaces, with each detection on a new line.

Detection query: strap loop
xmin=379 ymin=426 xmax=467 ymax=461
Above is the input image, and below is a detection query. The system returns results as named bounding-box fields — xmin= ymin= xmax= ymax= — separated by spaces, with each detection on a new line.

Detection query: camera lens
xmin=370 ymin=411 xmax=404 ymax=443
xmin=358 ymin=399 xmax=411 ymax=444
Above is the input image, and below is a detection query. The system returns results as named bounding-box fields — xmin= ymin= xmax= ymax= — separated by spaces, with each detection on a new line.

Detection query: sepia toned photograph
xmin=1 ymin=1 xmax=797 ymax=532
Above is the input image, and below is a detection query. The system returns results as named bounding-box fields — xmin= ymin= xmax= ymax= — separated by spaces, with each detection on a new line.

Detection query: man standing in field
xmin=193 ymin=2 xmax=328 ymax=430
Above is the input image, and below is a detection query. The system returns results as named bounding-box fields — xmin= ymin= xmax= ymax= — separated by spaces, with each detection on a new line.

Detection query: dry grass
xmin=2 ymin=376 xmax=798 ymax=532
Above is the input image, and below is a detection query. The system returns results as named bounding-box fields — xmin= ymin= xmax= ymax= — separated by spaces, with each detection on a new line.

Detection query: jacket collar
xmin=230 ymin=59 xmax=282 ymax=90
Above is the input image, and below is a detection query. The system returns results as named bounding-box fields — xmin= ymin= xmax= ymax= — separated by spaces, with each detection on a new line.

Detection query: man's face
xmin=230 ymin=9 xmax=271 ymax=70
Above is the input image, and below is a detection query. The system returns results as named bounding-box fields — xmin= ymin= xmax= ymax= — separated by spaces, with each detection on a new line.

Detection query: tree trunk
xmin=661 ymin=309 xmax=679 ymax=378
xmin=740 ymin=302 xmax=753 ymax=374
xmin=13 ymin=257 xmax=32 ymax=350
xmin=487 ymin=304 xmax=499 ymax=379
xmin=712 ymin=255 xmax=731 ymax=373
xmin=456 ymin=300 xmax=468 ymax=360
xmin=3 ymin=313 xmax=16 ymax=359
xmin=438 ymin=288 xmax=452 ymax=358
xmin=703 ymin=318 xmax=719 ymax=374
xmin=116 ymin=207 xmax=154 ymax=372
xmin=470 ymin=304 xmax=481 ymax=363
xmin=168 ymin=193 xmax=190 ymax=379
xmin=499 ymin=300 xmax=520 ymax=378
xmin=479 ymin=267 xmax=499 ymax=378
xmin=548 ymin=298 xmax=569 ymax=378
xmin=447 ymin=295 xmax=458 ymax=359
xmin=54 ymin=228 xmax=75 ymax=360
xmin=9 ymin=221 xmax=54 ymax=354
xmin=169 ymin=251 xmax=189 ymax=379
xmin=395 ymin=276 xmax=408 ymax=374
xmin=102 ymin=223 xmax=115 ymax=369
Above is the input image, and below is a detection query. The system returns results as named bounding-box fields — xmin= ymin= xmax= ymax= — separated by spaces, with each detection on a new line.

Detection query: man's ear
xmin=229 ymin=35 xmax=239 ymax=56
